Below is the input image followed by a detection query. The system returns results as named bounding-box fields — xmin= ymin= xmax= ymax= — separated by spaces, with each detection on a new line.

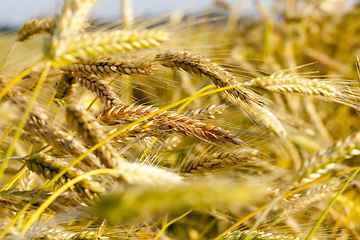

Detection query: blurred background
xmin=0 ymin=0 xmax=273 ymax=28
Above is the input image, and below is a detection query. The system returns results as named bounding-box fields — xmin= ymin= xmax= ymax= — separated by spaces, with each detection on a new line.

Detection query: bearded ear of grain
xmin=246 ymin=101 xmax=287 ymax=138
xmin=155 ymin=50 xmax=287 ymax=137
xmin=246 ymin=72 xmax=341 ymax=97
xmin=278 ymin=179 xmax=341 ymax=218
xmin=24 ymin=227 xmax=97 ymax=240
xmin=46 ymin=0 xmax=96 ymax=62
xmin=246 ymin=72 xmax=360 ymax=110
xmin=299 ymin=131 xmax=360 ymax=184
xmin=62 ymin=58 xmax=153 ymax=76
xmin=66 ymin=104 xmax=183 ymax=185
xmin=98 ymin=104 xmax=244 ymax=145
xmin=0 ymin=79 xmax=48 ymax=120
xmin=17 ymin=18 xmax=56 ymax=41
xmin=25 ymin=115 xmax=103 ymax=169
xmin=155 ymin=50 xmax=263 ymax=105
xmin=72 ymin=74 xmax=122 ymax=107
xmin=59 ymin=29 xmax=169 ymax=62
xmin=181 ymin=104 xmax=227 ymax=120
xmin=66 ymin=103 xmax=125 ymax=168
xmin=0 ymin=189 xmax=82 ymax=213
xmin=223 ymin=230 xmax=300 ymax=240
xmin=54 ymin=73 xmax=78 ymax=104
xmin=109 ymin=161 xmax=183 ymax=186
xmin=0 ymin=80 xmax=102 ymax=169
xmin=180 ymin=148 xmax=259 ymax=173
xmin=25 ymin=153 xmax=104 ymax=199
xmin=15 ymin=170 xmax=36 ymax=191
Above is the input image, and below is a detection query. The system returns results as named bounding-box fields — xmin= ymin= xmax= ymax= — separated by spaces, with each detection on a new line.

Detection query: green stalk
xmin=305 ymin=165 xmax=360 ymax=240
xmin=0 ymin=61 xmax=50 ymax=182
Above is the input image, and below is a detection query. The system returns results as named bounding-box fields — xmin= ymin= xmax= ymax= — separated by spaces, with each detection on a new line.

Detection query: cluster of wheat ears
xmin=1 ymin=0 xmax=360 ymax=239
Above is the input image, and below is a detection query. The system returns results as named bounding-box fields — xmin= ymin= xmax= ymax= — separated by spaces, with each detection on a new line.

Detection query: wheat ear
xmin=98 ymin=104 xmax=244 ymax=145
xmin=155 ymin=50 xmax=263 ymax=105
xmin=61 ymin=58 xmax=153 ymax=76
xmin=60 ymin=29 xmax=169 ymax=62
xmin=66 ymin=103 xmax=125 ymax=168
xmin=246 ymin=101 xmax=287 ymax=137
xmin=278 ymin=180 xmax=340 ymax=217
xmin=25 ymin=115 xmax=103 ymax=169
xmin=46 ymin=0 xmax=96 ymax=62
xmin=0 ymin=189 xmax=81 ymax=213
xmin=245 ymin=72 xmax=341 ymax=97
xmin=155 ymin=50 xmax=287 ymax=137
xmin=54 ymin=73 xmax=78 ymax=104
xmin=181 ymin=148 xmax=259 ymax=173
xmin=17 ymin=18 xmax=56 ymax=41
xmin=0 ymin=79 xmax=48 ymax=120
xmin=24 ymin=227 xmax=100 ymax=240
xmin=25 ymin=153 xmax=104 ymax=199
xmin=108 ymin=161 xmax=183 ymax=186
xmin=223 ymin=230 xmax=300 ymax=240
xmin=74 ymin=74 xmax=122 ymax=107
xmin=246 ymin=71 xmax=360 ymax=110
xmin=299 ymin=131 xmax=360 ymax=184
xmin=15 ymin=170 xmax=36 ymax=191
xmin=0 ymin=80 xmax=102 ymax=169
xmin=182 ymin=104 xmax=227 ymax=120
xmin=66 ymin=103 xmax=183 ymax=184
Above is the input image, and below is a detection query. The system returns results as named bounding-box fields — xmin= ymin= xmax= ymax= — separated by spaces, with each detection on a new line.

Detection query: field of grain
xmin=1 ymin=0 xmax=360 ymax=239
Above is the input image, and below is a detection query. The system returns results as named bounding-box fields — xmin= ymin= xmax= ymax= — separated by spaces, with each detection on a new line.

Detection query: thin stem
xmin=0 ymin=61 xmax=51 ymax=182
xmin=305 ymin=166 xmax=360 ymax=240
xmin=154 ymin=210 xmax=192 ymax=239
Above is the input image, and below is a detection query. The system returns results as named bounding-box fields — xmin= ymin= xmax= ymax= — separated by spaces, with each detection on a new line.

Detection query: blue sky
xmin=0 ymin=0 xmax=270 ymax=27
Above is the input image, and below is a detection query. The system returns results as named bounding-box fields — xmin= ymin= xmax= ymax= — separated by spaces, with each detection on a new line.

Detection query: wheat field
xmin=0 ymin=0 xmax=360 ymax=239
